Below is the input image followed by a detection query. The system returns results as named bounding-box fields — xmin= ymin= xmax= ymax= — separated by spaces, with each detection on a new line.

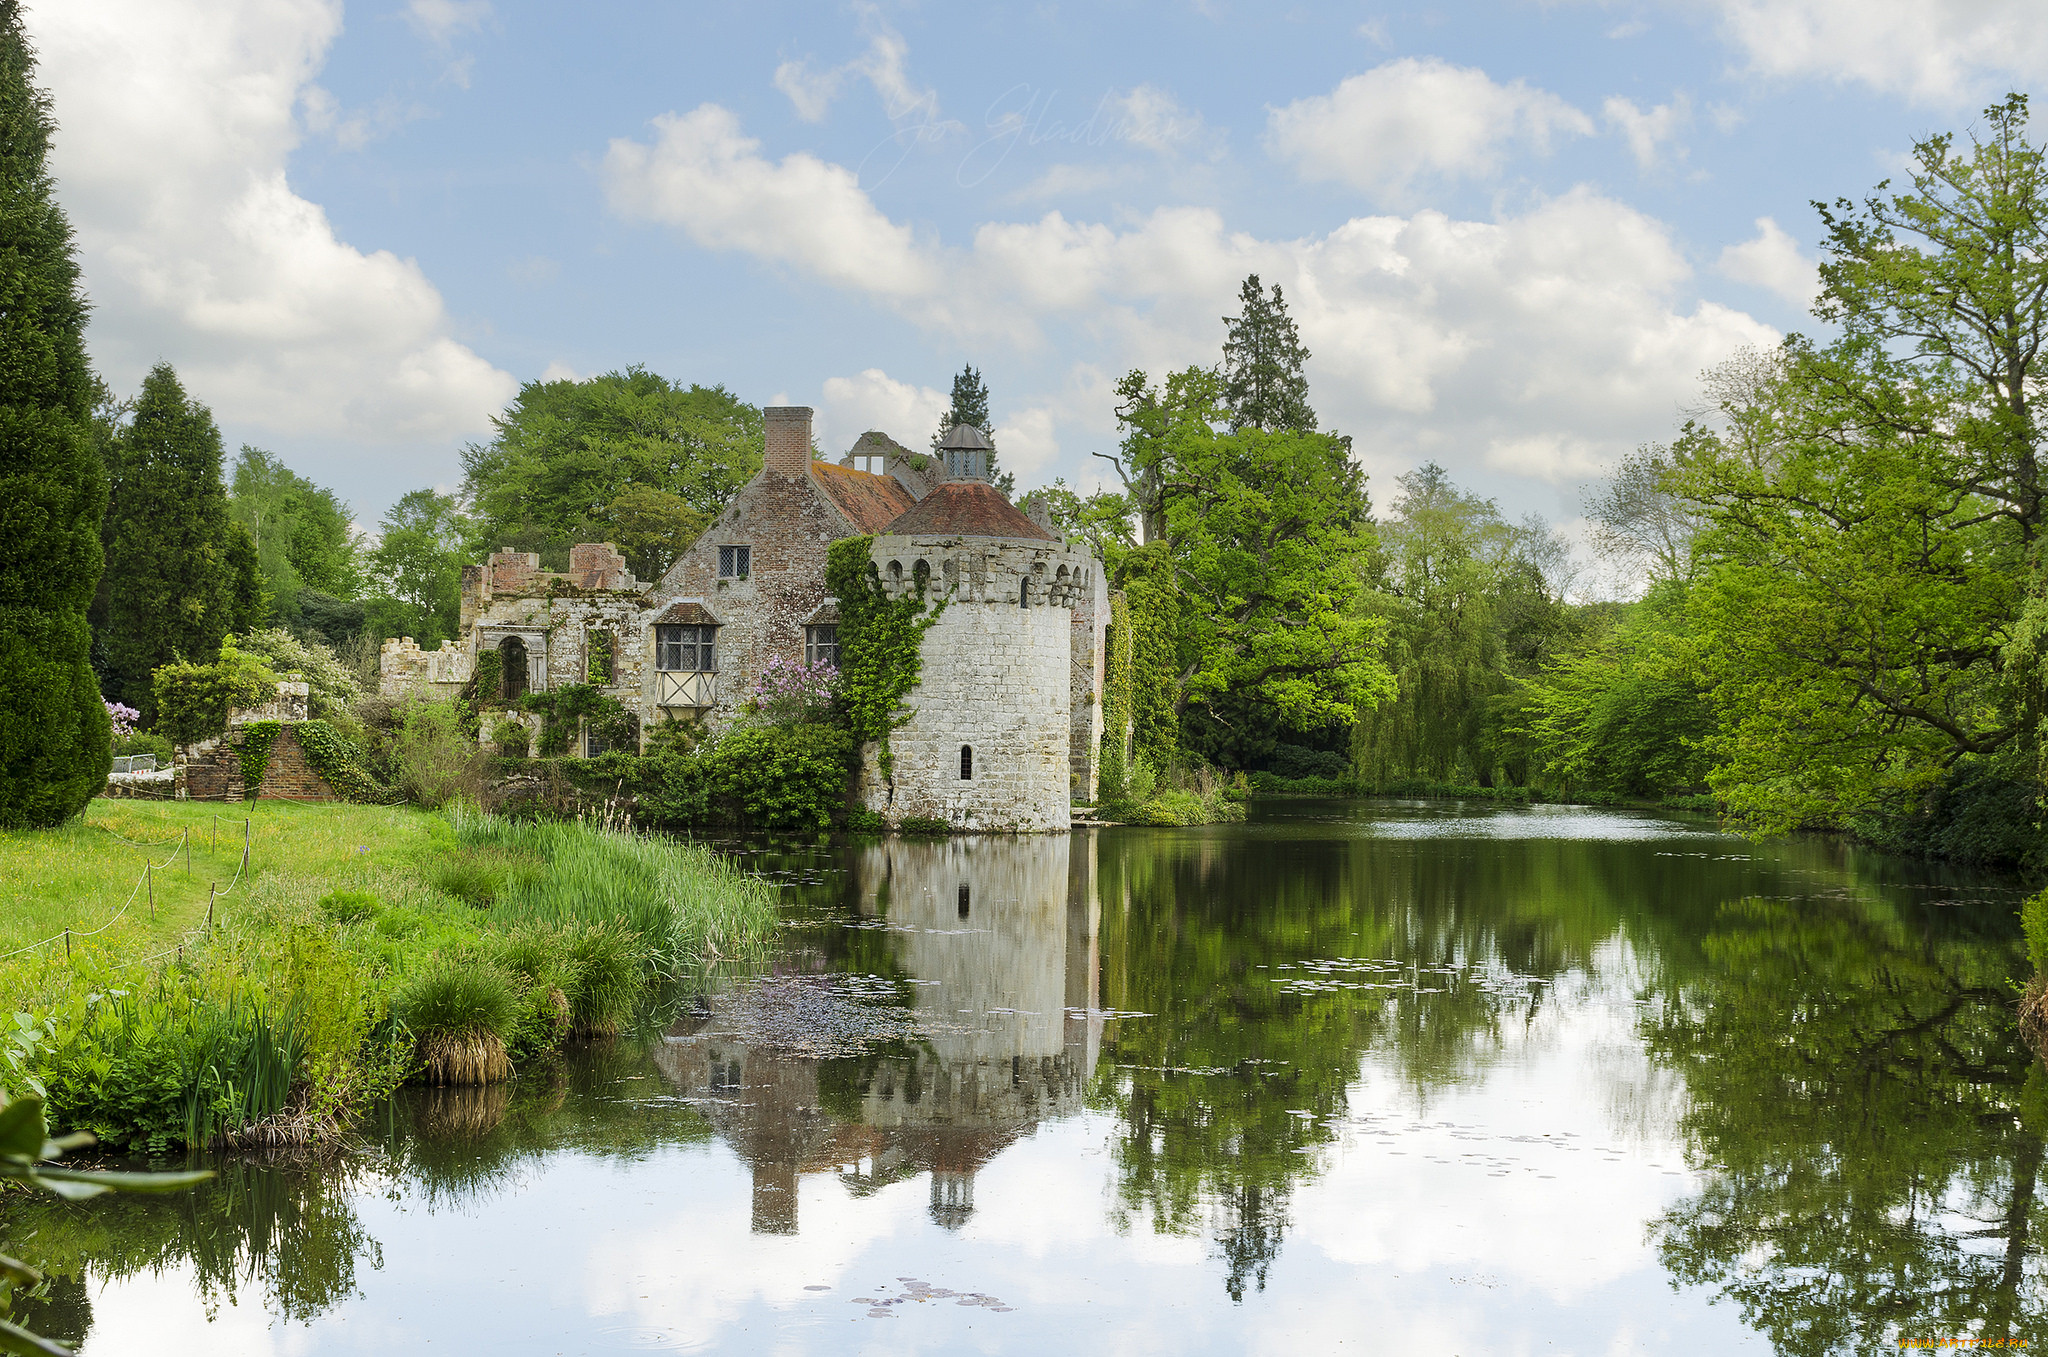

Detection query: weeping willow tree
xmin=1356 ymin=464 xmax=1577 ymax=788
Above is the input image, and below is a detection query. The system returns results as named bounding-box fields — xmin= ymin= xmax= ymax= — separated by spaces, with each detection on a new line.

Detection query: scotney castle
xmin=378 ymin=408 xmax=1108 ymax=833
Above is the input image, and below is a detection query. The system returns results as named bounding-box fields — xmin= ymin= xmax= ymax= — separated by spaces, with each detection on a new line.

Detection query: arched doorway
xmin=498 ymin=636 xmax=529 ymax=700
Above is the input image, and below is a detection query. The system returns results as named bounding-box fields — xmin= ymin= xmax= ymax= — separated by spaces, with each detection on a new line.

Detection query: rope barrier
xmin=0 ymin=820 xmax=245 ymax=965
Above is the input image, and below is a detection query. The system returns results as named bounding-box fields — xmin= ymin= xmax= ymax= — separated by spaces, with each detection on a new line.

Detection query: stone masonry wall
xmin=1070 ymin=568 xmax=1108 ymax=800
xmin=861 ymin=534 xmax=1092 ymax=832
xmin=643 ymin=409 xmax=850 ymax=738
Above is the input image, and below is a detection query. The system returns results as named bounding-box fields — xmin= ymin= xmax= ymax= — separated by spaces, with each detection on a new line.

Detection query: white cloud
xmin=539 ymin=361 xmax=586 ymax=384
xmin=406 ymin=0 xmax=490 ymax=46
xmin=300 ymin=85 xmax=432 ymax=151
xmin=608 ymin=105 xmax=1777 ymax=494
xmin=1265 ymin=59 xmax=1595 ymax=199
xmin=1602 ymin=94 xmax=1690 ymax=170
xmin=1717 ymin=216 xmax=1820 ymax=310
xmin=1697 ymin=0 xmax=2048 ymax=105
xmin=1109 ymin=85 xmax=1213 ymax=156
xmin=991 ymin=407 xmax=1059 ymax=476
xmin=773 ymin=4 xmax=938 ymax=125
xmin=817 ymin=369 xmax=949 ymax=459
xmin=603 ymin=105 xmax=940 ymax=300
xmin=28 ymin=0 xmax=515 ymax=452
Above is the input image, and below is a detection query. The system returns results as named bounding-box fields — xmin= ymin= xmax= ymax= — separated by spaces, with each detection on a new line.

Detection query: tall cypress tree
xmin=99 ymin=364 xmax=260 ymax=721
xmin=930 ymin=363 xmax=1015 ymax=494
xmin=1221 ymin=275 xmax=1317 ymax=434
xmin=0 ymin=2 xmax=111 ymax=827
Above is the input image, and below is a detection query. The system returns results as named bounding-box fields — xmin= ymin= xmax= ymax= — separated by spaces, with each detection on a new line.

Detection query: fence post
xmin=207 ymin=886 xmax=215 ymax=928
xmin=63 ymin=929 xmax=70 ymax=959
xmin=147 ymin=865 xmax=154 ymax=921
xmin=243 ymin=817 xmax=251 ymax=874
xmin=184 ymin=829 xmax=191 ymax=875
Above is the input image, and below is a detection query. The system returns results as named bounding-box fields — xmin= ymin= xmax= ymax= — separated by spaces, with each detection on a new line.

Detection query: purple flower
xmin=104 ymin=699 xmax=140 ymax=737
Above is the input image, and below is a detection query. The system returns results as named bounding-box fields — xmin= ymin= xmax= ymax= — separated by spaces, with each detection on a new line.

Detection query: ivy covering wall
xmin=824 ymin=536 xmax=943 ymax=772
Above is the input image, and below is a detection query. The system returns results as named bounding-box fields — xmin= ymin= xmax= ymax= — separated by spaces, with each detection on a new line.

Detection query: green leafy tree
xmin=461 ymin=368 xmax=759 ymax=571
xmin=605 ymin=484 xmax=705 ymax=581
xmin=1671 ymin=96 xmax=2048 ymax=832
xmin=364 ymin=489 xmax=470 ymax=647
xmin=1358 ymin=464 xmax=1577 ymax=787
xmin=929 ymin=363 xmax=1015 ymax=496
xmin=0 ymin=2 xmax=110 ymax=827
xmin=96 ymin=365 xmax=261 ymax=721
xmin=228 ymin=446 xmax=362 ymax=627
xmin=1098 ymin=367 xmax=1392 ymax=736
xmin=1220 ymin=274 xmax=1316 ymax=435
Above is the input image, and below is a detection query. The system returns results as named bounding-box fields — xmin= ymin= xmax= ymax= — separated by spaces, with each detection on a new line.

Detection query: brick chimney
xmin=763 ymin=406 xmax=814 ymax=477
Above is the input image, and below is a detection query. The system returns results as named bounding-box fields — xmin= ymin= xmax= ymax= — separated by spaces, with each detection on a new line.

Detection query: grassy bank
xmin=0 ymin=799 xmax=779 ymax=1153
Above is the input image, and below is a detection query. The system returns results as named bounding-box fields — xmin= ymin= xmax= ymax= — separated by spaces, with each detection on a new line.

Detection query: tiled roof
xmin=880 ymin=481 xmax=1057 ymax=541
xmin=813 ymin=461 xmax=920 ymax=533
xmin=654 ymin=600 xmax=718 ymax=625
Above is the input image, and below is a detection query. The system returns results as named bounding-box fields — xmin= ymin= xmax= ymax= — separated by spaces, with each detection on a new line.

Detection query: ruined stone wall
xmin=377 ymin=638 xmax=469 ymax=699
xmin=860 ymin=535 xmax=1097 ymax=832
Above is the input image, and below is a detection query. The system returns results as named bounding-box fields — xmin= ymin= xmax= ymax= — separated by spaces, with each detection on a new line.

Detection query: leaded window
xmin=718 ymin=544 xmax=751 ymax=579
xmin=655 ymin=624 xmax=716 ymax=672
xmin=805 ymin=624 xmax=839 ymax=670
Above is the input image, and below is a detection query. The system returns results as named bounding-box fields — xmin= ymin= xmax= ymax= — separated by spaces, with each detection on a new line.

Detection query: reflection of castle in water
xmin=655 ymin=836 xmax=1100 ymax=1234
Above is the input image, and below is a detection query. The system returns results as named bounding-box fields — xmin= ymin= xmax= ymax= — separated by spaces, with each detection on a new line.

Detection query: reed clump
xmin=396 ymin=962 xmax=519 ymax=1086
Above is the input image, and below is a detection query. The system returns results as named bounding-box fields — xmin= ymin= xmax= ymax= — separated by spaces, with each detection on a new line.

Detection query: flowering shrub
xmin=744 ymin=654 xmax=837 ymax=726
xmin=104 ymin=699 xmax=139 ymax=739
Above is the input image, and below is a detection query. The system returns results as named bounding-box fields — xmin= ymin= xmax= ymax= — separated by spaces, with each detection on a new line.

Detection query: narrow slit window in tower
xmin=959 ymin=745 xmax=973 ymax=779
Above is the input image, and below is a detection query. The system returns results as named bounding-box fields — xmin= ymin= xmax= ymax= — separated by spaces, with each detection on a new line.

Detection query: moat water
xmin=8 ymin=800 xmax=2041 ymax=1355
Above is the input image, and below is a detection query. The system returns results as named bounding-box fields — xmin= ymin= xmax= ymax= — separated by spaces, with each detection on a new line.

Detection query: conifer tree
xmin=931 ymin=363 xmax=1016 ymax=494
xmin=0 ymin=2 xmax=111 ymax=827
xmin=98 ymin=364 xmax=261 ymax=721
xmin=1221 ymin=275 xmax=1317 ymax=434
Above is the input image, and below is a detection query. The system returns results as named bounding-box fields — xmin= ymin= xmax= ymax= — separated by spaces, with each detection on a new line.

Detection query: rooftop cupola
xmin=937 ymin=423 xmax=993 ymax=483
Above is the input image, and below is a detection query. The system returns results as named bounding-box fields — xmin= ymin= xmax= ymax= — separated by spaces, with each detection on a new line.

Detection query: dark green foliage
xmin=394 ymin=962 xmax=520 ymax=1042
xmin=929 ymin=363 xmax=1015 ymax=495
xmin=236 ymin=721 xmax=283 ymax=796
xmin=96 ymin=364 xmax=260 ymax=720
xmin=292 ymin=720 xmax=388 ymax=803
xmin=1267 ymin=744 xmax=1349 ymax=780
xmin=703 ymin=724 xmax=854 ymax=831
xmin=363 ymin=489 xmax=467 ymax=647
xmin=1220 ymin=274 xmax=1316 ymax=434
xmin=896 ymin=815 xmax=952 ymax=836
xmin=0 ymin=2 xmax=110 ymax=826
xmin=294 ymin=588 xmax=366 ymax=647
xmin=519 ymin=683 xmax=635 ymax=757
xmin=824 ymin=536 xmax=944 ymax=762
xmin=1861 ymin=756 xmax=2043 ymax=871
xmin=461 ymin=367 xmax=759 ymax=572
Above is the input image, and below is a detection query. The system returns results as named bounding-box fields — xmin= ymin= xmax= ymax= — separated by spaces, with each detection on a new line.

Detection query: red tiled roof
xmin=812 ymin=461 xmax=919 ymax=533
xmin=880 ymin=480 xmax=1056 ymax=541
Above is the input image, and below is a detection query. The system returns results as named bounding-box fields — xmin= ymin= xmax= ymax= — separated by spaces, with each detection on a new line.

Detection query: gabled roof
xmin=880 ymin=480 xmax=1057 ymax=542
xmin=654 ymin=600 xmax=718 ymax=625
xmin=813 ymin=461 xmax=920 ymax=533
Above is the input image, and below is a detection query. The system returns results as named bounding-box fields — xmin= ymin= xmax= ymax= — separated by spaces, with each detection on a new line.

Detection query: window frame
xmin=805 ymin=624 xmax=839 ymax=670
xmin=654 ymin=624 xmax=717 ymax=673
xmin=717 ymin=544 xmax=752 ymax=580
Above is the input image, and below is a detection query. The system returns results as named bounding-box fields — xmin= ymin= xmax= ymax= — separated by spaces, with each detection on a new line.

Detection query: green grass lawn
xmin=0 ymin=798 xmax=438 ymax=1009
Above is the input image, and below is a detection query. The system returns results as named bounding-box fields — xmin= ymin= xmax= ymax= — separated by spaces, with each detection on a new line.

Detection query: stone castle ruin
xmin=381 ymin=407 xmax=1109 ymax=832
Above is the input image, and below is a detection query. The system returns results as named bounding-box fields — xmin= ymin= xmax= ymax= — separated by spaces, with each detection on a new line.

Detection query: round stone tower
xmin=860 ymin=425 xmax=1097 ymax=832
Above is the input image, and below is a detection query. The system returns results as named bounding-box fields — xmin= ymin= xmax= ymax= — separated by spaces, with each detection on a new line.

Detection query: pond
xmin=8 ymin=799 xmax=2041 ymax=1355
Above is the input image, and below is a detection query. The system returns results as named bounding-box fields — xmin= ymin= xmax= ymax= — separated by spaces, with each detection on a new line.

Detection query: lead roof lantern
xmin=937 ymin=422 xmax=992 ymax=482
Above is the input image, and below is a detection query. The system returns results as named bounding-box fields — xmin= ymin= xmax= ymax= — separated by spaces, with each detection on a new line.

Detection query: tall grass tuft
xmin=450 ymin=808 xmax=777 ymax=977
xmin=395 ymin=961 xmax=518 ymax=1085
xmin=566 ymin=923 xmax=643 ymax=1036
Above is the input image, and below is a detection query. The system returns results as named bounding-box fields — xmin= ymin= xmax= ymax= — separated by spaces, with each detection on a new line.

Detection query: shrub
xmin=2023 ymin=890 xmax=2048 ymax=978
xmin=703 ymin=723 xmax=853 ymax=830
xmin=152 ymin=639 xmax=276 ymax=748
xmin=841 ymin=805 xmax=885 ymax=833
xmin=1268 ymin=743 xmax=1349 ymax=780
xmin=744 ymin=653 xmax=836 ymax=725
xmin=897 ymin=815 xmax=951 ymax=836
xmin=391 ymin=696 xmax=485 ymax=808
xmin=395 ymin=961 xmax=519 ymax=1085
xmin=234 ymin=627 xmax=361 ymax=718
xmin=112 ymin=732 xmax=173 ymax=761
xmin=489 ymin=927 xmax=576 ymax=1057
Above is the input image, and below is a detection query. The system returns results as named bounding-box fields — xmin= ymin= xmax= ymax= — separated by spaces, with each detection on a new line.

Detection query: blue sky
xmin=29 ymin=0 xmax=2048 ymax=539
